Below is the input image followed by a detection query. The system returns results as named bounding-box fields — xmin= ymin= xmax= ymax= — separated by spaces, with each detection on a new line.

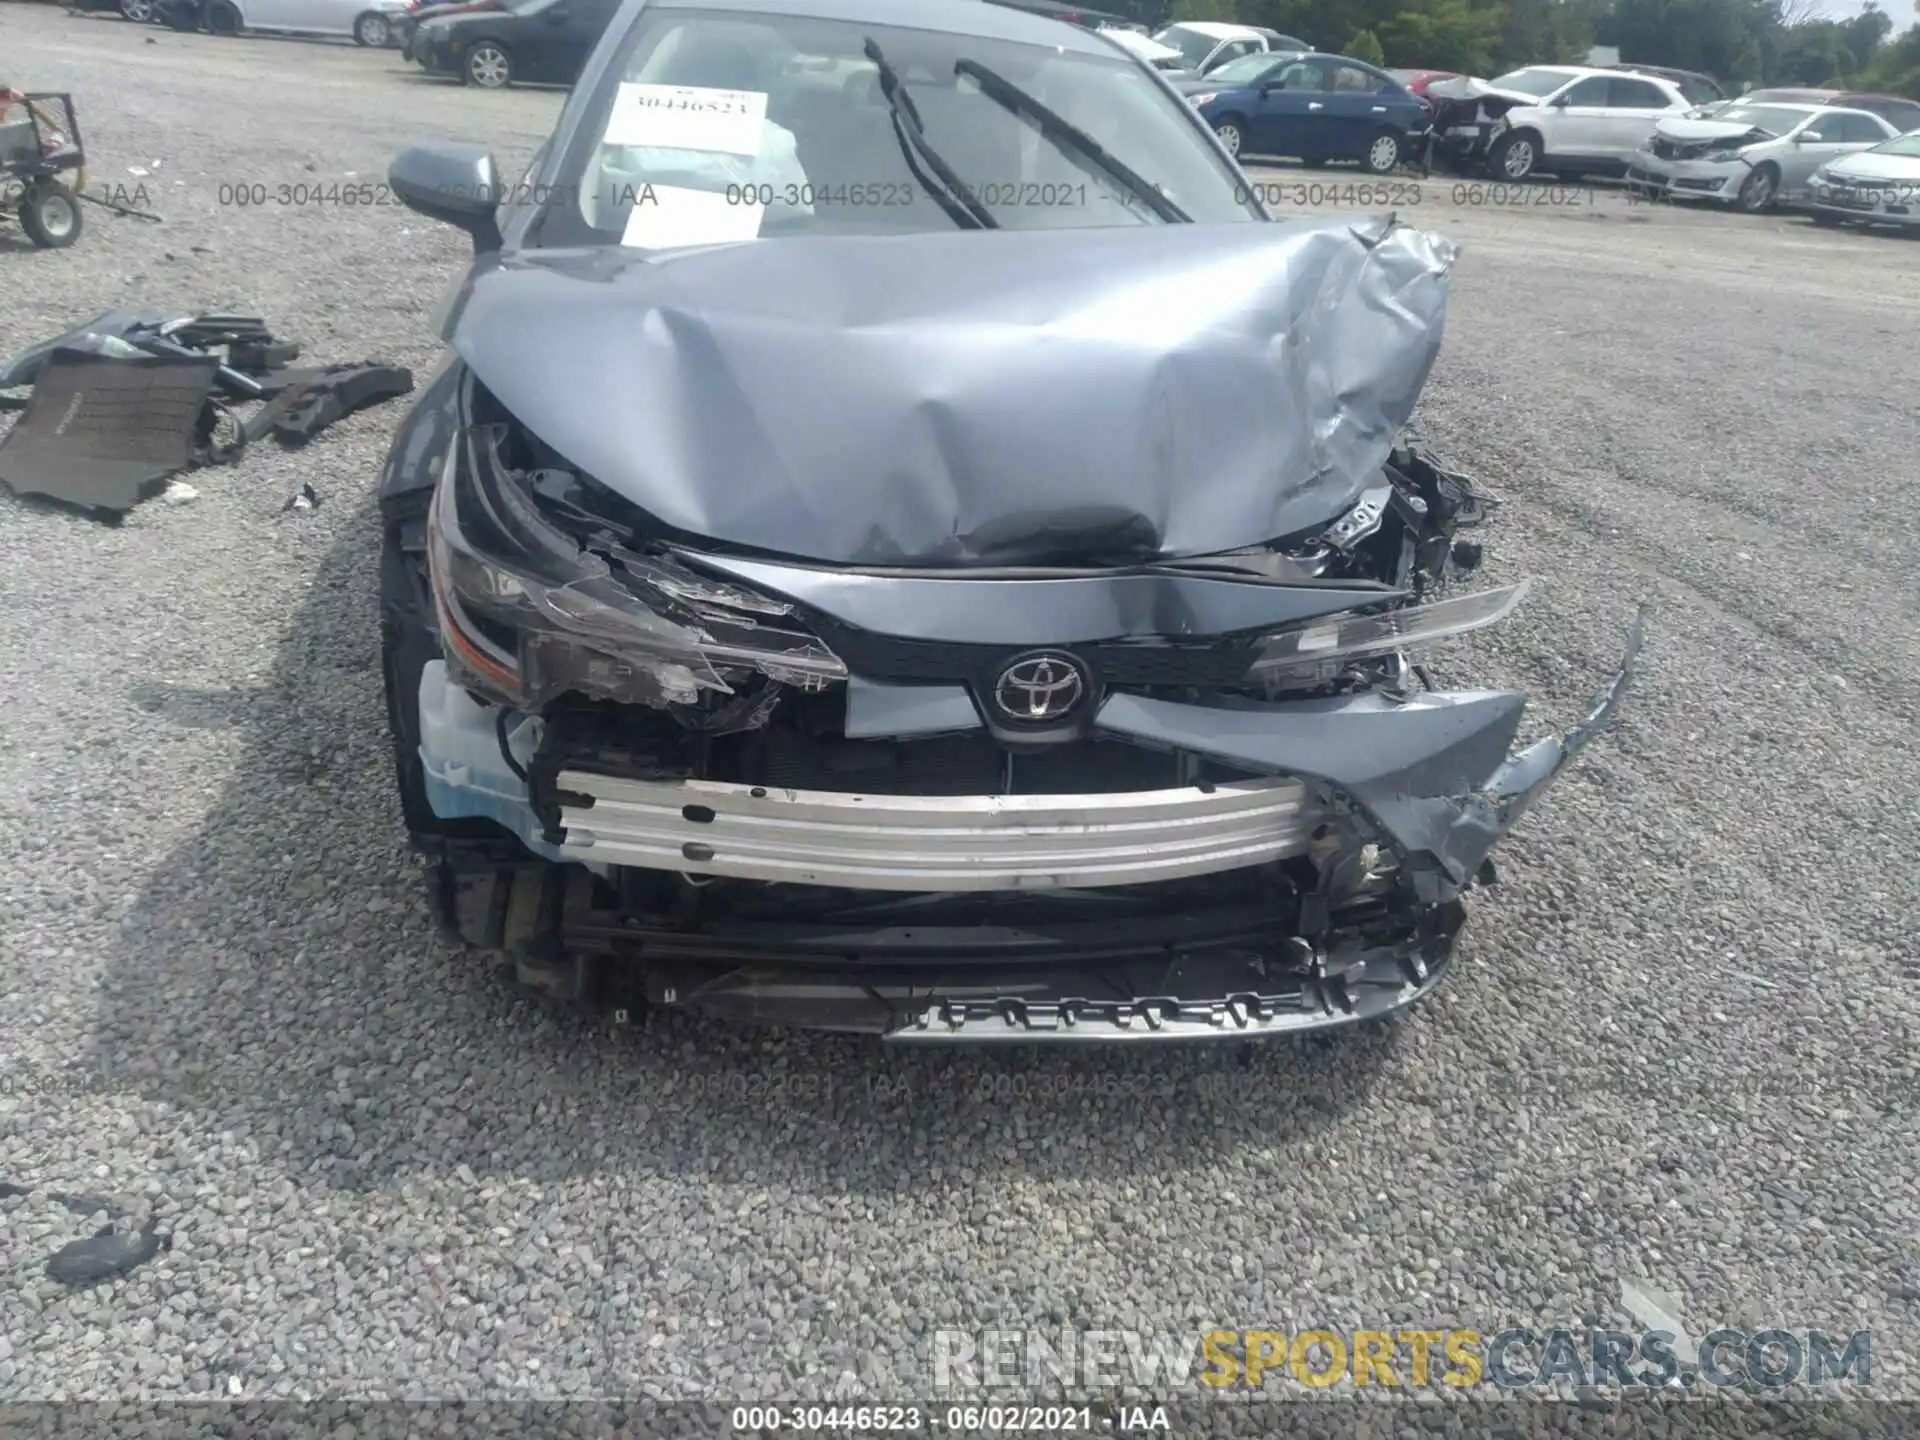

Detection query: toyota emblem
xmin=992 ymin=653 xmax=1088 ymax=722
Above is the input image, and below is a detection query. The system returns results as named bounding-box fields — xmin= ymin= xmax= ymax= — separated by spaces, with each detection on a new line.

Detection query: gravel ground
xmin=2 ymin=4 xmax=1917 ymax=1422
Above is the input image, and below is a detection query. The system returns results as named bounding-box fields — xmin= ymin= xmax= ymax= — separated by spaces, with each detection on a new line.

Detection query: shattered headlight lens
xmin=426 ymin=423 xmax=846 ymax=709
xmin=1247 ymin=579 xmax=1532 ymax=682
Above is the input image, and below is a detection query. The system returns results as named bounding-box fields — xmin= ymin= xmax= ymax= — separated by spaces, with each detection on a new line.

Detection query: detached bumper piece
xmin=887 ymin=904 xmax=1462 ymax=1043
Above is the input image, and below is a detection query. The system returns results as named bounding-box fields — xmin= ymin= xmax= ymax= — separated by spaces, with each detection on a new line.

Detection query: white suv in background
xmin=1149 ymin=22 xmax=1308 ymax=78
xmin=1483 ymin=66 xmax=1693 ymax=180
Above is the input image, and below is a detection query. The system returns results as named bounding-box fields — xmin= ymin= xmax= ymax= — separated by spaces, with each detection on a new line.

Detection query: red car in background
xmin=1389 ymin=68 xmax=1461 ymax=98
xmin=397 ymin=0 xmax=504 ymax=59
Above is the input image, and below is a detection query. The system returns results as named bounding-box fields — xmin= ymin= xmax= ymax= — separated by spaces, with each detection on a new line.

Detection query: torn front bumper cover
xmin=428 ymin=615 xmax=1642 ymax=1039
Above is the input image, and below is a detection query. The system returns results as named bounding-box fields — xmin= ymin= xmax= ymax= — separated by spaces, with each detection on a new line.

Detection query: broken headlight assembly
xmin=425 ymin=418 xmax=846 ymax=711
xmin=1245 ymin=579 xmax=1531 ymax=686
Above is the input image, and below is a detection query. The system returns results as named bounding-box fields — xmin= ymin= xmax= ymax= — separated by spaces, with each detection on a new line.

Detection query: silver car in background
xmin=1626 ymin=102 xmax=1898 ymax=212
xmin=1805 ymin=130 xmax=1920 ymax=231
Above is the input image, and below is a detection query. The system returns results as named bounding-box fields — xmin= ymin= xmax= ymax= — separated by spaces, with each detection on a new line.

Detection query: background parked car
xmin=1097 ymin=26 xmax=1185 ymax=69
xmin=1170 ymin=48 xmax=1299 ymax=100
xmin=396 ymin=0 xmax=504 ymax=59
xmin=1804 ymin=129 xmax=1920 ymax=230
xmin=1700 ymin=88 xmax=1920 ymax=134
xmin=1482 ymin=65 xmax=1692 ymax=180
xmin=1605 ymin=63 xmax=1723 ymax=105
xmin=1192 ymin=52 xmax=1428 ymax=172
xmin=1388 ymin=68 xmax=1460 ymax=99
xmin=1151 ymin=22 xmax=1309 ymax=80
xmin=412 ymin=0 xmax=620 ymax=87
xmin=983 ymin=0 xmax=1137 ymax=29
xmin=1626 ymin=101 xmax=1897 ymax=212
xmin=155 ymin=0 xmax=410 ymax=43
xmin=68 ymin=0 xmax=160 ymax=23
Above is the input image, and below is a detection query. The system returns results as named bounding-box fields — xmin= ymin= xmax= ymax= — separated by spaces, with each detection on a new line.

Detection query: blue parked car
xmin=1180 ymin=51 xmax=1429 ymax=173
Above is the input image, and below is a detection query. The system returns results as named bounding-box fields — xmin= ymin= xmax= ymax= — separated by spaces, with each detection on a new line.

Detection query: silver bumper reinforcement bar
xmin=554 ymin=772 xmax=1333 ymax=892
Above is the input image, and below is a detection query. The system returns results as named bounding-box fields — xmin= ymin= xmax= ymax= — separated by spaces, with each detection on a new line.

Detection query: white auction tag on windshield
xmin=621 ymin=183 xmax=765 ymax=250
xmin=604 ymin=82 xmax=767 ymax=156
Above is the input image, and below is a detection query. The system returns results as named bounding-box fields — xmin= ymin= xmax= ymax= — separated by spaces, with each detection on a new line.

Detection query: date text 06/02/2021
xmin=728 ymin=1405 xmax=1170 ymax=1432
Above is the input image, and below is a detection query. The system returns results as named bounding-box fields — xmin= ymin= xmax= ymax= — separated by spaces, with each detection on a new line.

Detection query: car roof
xmin=1164 ymin=20 xmax=1255 ymax=37
xmin=656 ymin=0 xmax=1118 ymax=51
xmin=1613 ymin=63 xmax=1712 ymax=79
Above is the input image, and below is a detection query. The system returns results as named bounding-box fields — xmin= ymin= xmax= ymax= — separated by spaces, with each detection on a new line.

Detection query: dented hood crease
xmin=448 ymin=217 xmax=1457 ymax=568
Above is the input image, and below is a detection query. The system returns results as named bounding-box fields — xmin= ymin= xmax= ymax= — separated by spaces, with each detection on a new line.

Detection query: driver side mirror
xmin=1549 ymin=93 xmax=1572 ymax=107
xmin=389 ymin=141 xmax=504 ymax=254
xmin=1796 ymin=130 xmax=1823 ymax=143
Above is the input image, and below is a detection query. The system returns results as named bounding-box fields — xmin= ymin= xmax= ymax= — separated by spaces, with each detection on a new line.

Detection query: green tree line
xmin=1135 ymin=0 xmax=1920 ymax=98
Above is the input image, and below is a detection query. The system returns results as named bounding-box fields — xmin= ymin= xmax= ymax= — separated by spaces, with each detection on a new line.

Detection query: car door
xmin=1540 ymin=75 xmax=1613 ymax=157
xmin=1783 ymin=110 xmax=1893 ymax=187
xmin=1596 ymin=76 xmax=1683 ymax=162
xmin=280 ymin=0 xmax=360 ymax=36
xmin=237 ymin=0 xmax=304 ymax=29
xmin=525 ymin=0 xmax=611 ymax=83
xmin=1310 ymin=62 xmax=1406 ymax=160
xmin=1246 ymin=57 xmax=1325 ymax=157
xmin=1201 ymin=38 xmax=1260 ymax=77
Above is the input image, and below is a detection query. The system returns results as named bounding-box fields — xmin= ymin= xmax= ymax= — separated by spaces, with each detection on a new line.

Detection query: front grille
xmin=811 ymin=624 xmax=1262 ymax=692
xmin=1652 ymin=138 xmax=1724 ymax=162
xmin=744 ymin=727 xmax=1256 ymax=797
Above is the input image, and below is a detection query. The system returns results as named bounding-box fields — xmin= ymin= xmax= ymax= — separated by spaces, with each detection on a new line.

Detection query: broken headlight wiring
xmin=425 ymin=415 xmax=846 ymax=712
xmin=1233 ymin=443 xmax=1520 ymax=691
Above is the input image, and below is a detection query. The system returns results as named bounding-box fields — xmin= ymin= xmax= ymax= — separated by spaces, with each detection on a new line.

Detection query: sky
xmin=1840 ymin=0 xmax=1918 ymax=36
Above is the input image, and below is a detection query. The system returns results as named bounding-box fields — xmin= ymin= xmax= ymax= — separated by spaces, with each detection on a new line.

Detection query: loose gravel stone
xmin=1 ymin=2 xmax=1916 ymax=1419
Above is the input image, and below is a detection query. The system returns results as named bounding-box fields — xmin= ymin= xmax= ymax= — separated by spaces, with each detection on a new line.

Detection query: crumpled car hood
xmin=447 ymin=217 xmax=1456 ymax=568
xmin=1427 ymin=76 xmax=1538 ymax=107
xmin=1653 ymin=118 xmax=1767 ymax=143
xmin=1826 ymin=150 xmax=1920 ymax=182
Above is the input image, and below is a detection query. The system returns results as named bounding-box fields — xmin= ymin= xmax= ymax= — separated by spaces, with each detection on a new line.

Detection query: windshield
xmin=1711 ymin=104 xmax=1811 ymax=135
xmin=1152 ymin=25 xmax=1222 ymax=67
xmin=1489 ymin=68 xmax=1578 ymax=97
xmin=1868 ymin=132 xmax=1920 ymax=157
xmin=547 ymin=8 xmax=1261 ymax=248
xmin=1205 ymin=52 xmax=1285 ymax=86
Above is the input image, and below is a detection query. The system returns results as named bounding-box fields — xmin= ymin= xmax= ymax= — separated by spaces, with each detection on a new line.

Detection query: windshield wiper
xmin=862 ymin=38 xmax=998 ymax=230
xmin=953 ymin=58 xmax=1191 ymax=223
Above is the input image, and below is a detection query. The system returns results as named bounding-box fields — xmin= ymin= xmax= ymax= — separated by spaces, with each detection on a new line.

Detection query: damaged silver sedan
xmin=377 ymin=0 xmax=1638 ymax=1041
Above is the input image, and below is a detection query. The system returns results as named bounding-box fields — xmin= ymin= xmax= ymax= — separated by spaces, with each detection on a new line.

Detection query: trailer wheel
xmin=20 ymin=180 xmax=83 ymax=249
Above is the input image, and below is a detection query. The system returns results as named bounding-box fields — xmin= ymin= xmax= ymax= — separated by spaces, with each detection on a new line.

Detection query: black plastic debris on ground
xmin=0 ymin=1180 xmax=170 ymax=1289
xmin=0 ymin=309 xmax=414 ymax=520
xmin=46 ymin=1218 xmax=170 ymax=1289
xmin=244 ymin=362 xmax=415 ymax=448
